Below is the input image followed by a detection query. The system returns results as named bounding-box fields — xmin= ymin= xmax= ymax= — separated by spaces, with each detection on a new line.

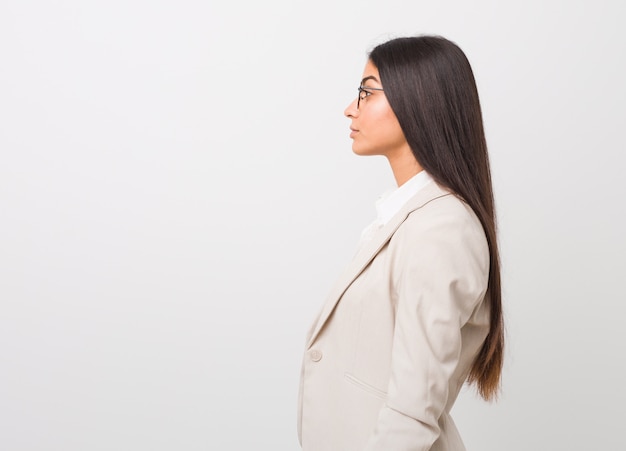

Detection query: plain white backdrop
xmin=1 ymin=0 xmax=625 ymax=449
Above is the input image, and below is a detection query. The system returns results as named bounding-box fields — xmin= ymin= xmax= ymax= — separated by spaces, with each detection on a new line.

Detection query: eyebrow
xmin=360 ymin=75 xmax=380 ymax=85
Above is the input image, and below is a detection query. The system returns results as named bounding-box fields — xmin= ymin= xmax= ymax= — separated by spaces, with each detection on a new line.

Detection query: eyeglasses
xmin=357 ymin=85 xmax=384 ymax=109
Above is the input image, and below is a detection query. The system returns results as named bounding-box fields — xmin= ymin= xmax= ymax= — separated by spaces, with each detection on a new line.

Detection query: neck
xmin=387 ymin=148 xmax=423 ymax=186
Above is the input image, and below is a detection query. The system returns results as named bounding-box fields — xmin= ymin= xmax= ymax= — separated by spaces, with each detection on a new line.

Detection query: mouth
xmin=349 ymin=127 xmax=359 ymax=138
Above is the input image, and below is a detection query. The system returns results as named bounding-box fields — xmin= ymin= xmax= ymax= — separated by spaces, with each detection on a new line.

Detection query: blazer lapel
xmin=306 ymin=182 xmax=451 ymax=349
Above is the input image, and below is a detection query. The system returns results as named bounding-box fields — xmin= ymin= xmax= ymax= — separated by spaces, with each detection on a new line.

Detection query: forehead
xmin=361 ymin=60 xmax=381 ymax=84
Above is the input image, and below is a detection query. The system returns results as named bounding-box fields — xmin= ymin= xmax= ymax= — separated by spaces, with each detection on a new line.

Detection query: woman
xmin=297 ymin=35 xmax=503 ymax=451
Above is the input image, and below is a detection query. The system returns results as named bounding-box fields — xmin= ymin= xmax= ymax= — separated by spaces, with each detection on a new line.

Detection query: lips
xmin=350 ymin=127 xmax=359 ymax=138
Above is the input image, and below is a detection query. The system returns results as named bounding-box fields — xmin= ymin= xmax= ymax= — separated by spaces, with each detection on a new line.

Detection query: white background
xmin=1 ymin=1 xmax=625 ymax=449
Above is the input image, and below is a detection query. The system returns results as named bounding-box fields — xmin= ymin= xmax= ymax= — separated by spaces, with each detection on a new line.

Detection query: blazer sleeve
xmin=363 ymin=197 xmax=490 ymax=451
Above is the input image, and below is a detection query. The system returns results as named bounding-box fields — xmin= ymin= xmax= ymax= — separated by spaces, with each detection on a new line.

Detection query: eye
xmin=358 ymin=87 xmax=373 ymax=101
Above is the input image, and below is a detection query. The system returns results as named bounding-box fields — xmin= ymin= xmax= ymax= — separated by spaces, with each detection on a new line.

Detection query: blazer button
xmin=310 ymin=349 xmax=323 ymax=362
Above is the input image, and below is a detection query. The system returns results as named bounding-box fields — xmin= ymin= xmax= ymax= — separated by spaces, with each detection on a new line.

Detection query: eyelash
xmin=359 ymin=88 xmax=373 ymax=100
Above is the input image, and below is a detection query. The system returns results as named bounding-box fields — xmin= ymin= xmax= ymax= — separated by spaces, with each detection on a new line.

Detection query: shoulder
xmin=390 ymin=188 xmax=489 ymax=275
xmin=402 ymin=186 xmax=485 ymax=240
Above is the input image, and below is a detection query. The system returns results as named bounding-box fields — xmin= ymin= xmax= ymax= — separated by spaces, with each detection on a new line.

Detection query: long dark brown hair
xmin=370 ymin=36 xmax=503 ymax=401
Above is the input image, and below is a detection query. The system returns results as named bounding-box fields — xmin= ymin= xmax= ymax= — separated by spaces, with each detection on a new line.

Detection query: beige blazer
xmin=298 ymin=182 xmax=491 ymax=451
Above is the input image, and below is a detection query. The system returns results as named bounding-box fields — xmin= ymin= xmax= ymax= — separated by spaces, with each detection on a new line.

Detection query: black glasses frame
xmin=357 ymin=85 xmax=384 ymax=109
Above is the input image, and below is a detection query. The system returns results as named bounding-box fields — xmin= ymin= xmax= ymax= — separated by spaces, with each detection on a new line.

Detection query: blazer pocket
xmin=344 ymin=373 xmax=387 ymax=400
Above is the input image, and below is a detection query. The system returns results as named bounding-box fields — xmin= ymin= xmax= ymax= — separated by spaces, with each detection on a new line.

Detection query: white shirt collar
xmin=375 ymin=171 xmax=434 ymax=226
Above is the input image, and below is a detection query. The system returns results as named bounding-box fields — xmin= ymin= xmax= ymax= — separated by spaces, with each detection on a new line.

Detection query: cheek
xmin=365 ymin=104 xmax=394 ymax=132
xmin=357 ymin=101 xmax=408 ymax=153
xmin=378 ymin=111 xmax=406 ymax=146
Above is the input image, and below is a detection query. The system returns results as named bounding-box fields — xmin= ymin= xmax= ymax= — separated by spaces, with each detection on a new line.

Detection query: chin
xmin=351 ymin=145 xmax=379 ymax=157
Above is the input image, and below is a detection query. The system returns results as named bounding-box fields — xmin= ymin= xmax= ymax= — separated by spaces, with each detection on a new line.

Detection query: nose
xmin=344 ymin=97 xmax=359 ymax=118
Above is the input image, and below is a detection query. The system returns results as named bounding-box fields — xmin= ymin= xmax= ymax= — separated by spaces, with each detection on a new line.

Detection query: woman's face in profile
xmin=344 ymin=60 xmax=408 ymax=159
